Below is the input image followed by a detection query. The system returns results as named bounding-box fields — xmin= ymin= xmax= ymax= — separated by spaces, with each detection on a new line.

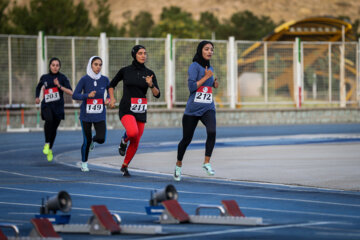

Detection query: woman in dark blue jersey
xmin=174 ymin=41 xmax=219 ymax=181
xmin=72 ymin=56 xmax=110 ymax=172
xmin=35 ymin=58 xmax=73 ymax=162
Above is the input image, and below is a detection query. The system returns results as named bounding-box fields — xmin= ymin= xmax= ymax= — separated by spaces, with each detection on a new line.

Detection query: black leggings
xmin=44 ymin=119 xmax=61 ymax=149
xmin=80 ymin=120 xmax=106 ymax=162
xmin=177 ymin=110 xmax=216 ymax=161
xmin=42 ymin=107 xmax=61 ymax=149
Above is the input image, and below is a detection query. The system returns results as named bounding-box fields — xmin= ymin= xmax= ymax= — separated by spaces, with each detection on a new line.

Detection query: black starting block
xmin=53 ymin=205 xmax=162 ymax=235
xmin=160 ymin=199 xmax=262 ymax=226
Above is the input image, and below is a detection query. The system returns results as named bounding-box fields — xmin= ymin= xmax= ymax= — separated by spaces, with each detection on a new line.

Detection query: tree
xmin=0 ymin=0 xmax=10 ymax=33
xmin=198 ymin=11 xmax=220 ymax=39
xmin=127 ymin=11 xmax=154 ymax=37
xmin=216 ymin=10 xmax=276 ymax=40
xmin=7 ymin=0 xmax=92 ymax=36
xmin=93 ymin=0 xmax=124 ymax=36
xmin=151 ymin=6 xmax=202 ymax=38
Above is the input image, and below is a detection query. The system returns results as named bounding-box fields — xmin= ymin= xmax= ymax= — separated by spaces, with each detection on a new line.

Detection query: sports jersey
xmin=184 ymin=62 xmax=216 ymax=116
xmin=35 ymin=72 xmax=72 ymax=120
xmin=72 ymin=75 xmax=110 ymax=122
xmin=110 ymin=61 xmax=160 ymax=123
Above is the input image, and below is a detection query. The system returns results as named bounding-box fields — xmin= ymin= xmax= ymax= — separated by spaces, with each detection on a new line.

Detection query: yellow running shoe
xmin=43 ymin=143 xmax=50 ymax=155
xmin=47 ymin=149 xmax=53 ymax=162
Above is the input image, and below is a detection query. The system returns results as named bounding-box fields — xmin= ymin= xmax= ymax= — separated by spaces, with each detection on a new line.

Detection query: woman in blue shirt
xmin=35 ymin=58 xmax=73 ymax=162
xmin=72 ymin=56 xmax=110 ymax=172
xmin=174 ymin=41 xmax=219 ymax=181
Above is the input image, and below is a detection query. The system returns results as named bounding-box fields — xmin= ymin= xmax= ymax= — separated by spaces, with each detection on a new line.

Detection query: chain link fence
xmin=0 ymin=34 xmax=359 ymax=109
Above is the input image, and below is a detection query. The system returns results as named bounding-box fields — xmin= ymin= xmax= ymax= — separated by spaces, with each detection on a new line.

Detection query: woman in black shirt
xmin=109 ymin=45 xmax=160 ymax=176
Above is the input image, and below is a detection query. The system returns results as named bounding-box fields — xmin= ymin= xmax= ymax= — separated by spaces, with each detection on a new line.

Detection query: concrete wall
xmin=1 ymin=108 xmax=360 ymax=132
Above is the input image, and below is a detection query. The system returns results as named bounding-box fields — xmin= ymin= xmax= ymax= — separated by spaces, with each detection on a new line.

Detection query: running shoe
xmin=43 ymin=143 xmax=50 ymax=155
xmin=81 ymin=162 xmax=89 ymax=172
xmin=203 ymin=163 xmax=215 ymax=176
xmin=120 ymin=166 xmax=130 ymax=177
xmin=89 ymin=140 xmax=95 ymax=151
xmin=47 ymin=149 xmax=53 ymax=162
xmin=173 ymin=166 xmax=182 ymax=181
xmin=118 ymin=135 xmax=127 ymax=156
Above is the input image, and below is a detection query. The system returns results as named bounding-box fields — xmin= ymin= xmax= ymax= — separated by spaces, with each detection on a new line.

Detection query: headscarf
xmin=48 ymin=57 xmax=61 ymax=74
xmin=131 ymin=45 xmax=146 ymax=69
xmin=86 ymin=56 xmax=102 ymax=80
xmin=192 ymin=40 xmax=214 ymax=68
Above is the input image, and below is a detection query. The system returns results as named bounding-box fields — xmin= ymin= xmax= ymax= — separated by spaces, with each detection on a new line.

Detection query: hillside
xmin=10 ymin=0 xmax=360 ymax=28
xmin=106 ymin=0 xmax=360 ymax=27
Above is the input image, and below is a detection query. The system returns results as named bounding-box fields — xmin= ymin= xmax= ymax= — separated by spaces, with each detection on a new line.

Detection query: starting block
xmin=29 ymin=218 xmax=62 ymax=239
xmin=53 ymin=205 xmax=162 ymax=235
xmin=160 ymin=199 xmax=262 ymax=226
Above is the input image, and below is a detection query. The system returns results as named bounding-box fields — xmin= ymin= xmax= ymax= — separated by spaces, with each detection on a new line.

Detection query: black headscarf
xmin=192 ymin=41 xmax=214 ymax=68
xmin=48 ymin=57 xmax=61 ymax=74
xmin=131 ymin=45 xmax=146 ymax=69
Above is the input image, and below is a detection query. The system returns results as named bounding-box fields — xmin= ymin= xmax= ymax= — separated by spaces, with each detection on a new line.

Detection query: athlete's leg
xmin=93 ymin=120 xmax=106 ymax=144
xmin=80 ymin=120 xmax=92 ymax=163
xmin=121 ymin=115 xmax=145 ymax=167
xmin=200 ymin=110 xmax=216 ymax=162
xmin=200 ymin=110 xmax=216 ymax=175
xmin=49 ymin=118 xmax=61 ymax=149
xmin=176 ymin=114 xmax=199 ymax=166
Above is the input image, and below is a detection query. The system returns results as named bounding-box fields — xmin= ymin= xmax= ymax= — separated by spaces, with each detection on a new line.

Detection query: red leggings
xmin=121 ymin=114 xmax=145 ymax=166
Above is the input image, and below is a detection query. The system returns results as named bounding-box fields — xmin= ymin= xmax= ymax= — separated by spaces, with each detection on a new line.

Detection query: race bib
xmin=44 ymin=87 xmax=60 ymax=103
xmin=86 ymin=98 xmax=103 ymax=114
xmin=131 ymin=98 xmax=147 ymax=113
xmin=194 ymin=86 xmax=212 ymax=104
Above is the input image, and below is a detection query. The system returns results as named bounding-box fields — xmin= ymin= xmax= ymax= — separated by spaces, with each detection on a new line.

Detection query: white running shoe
xmin=203 ymin=163 xmax=215 ymax=176
xmin=173 ymin=166 xmax=182 ymax=181
xmin=81 ymin=162 xmax=89 ymax=172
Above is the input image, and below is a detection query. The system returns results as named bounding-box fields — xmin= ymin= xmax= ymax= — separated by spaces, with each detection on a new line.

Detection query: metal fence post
xmin=294 ymin=38 xmax=302 ymax=108
xmin=264 ymin=41 xmax=268 ymax=103
xmin=99 ymin=32 xmax=109 ymax=77
xmin=328 ymin=42 xmax=332 ymax=103
xmin=227 ymin=36 xmax=236 ymax=109
xmin=165 ymin=34 xmax=174 ymax=109
xmin=37 ymin=31 xmax=46 ymax=82
xmin=8 ymin=35 xmax=12 ymax=105
xmin=357 ymin=38 xmax=360 ymax=106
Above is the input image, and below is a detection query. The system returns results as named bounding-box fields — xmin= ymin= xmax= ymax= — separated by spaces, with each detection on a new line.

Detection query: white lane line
xmin=0 ymin=170 xmax=61 ymax=181
xmin=0 ymin=186 xmax=148 ymax=202
xmin=1 ymin=187 xmax=359 ymax=220
xmin=1 ymin=169 xmax=360 ymax=209
xmin=0 ymin=201 xmax=145 ymax=216
xmin=139 ymin=221 xmax=335 ymax=240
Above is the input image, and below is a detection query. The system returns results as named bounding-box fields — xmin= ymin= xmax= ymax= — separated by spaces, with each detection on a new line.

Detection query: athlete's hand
xmin=145 ymin=75 xmax=154 ymax=87
xmin=88 ymin=91 xmax=96 ymax=98
xmin=204 ymin=66 xmax=213 ymax=80
xmin=105 ymin=98 xmax=111 ymax=105
xmin=109 ymin=98 xmax=116 ymax=108
xmin=35 ymin=98 xmax=40 ymax=104
xmin=213 ymin=77 xmax=219 ymax=88
xmin=54 ymin=78 xmax=60 ymax=87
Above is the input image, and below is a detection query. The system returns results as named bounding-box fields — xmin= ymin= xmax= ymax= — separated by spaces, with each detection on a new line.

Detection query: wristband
xmin=150 ymin=84 xmax=155 ymax=89
xmin=58 ymin=85 xmax=62 ymax=90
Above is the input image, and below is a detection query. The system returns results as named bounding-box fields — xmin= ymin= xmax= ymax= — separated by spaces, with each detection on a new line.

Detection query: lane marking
xmin=139 ymin=221 xmax=336 ymax=240
xmin=0 ymin=201 xmax=145 ymax=215
xmin=1 ymin=169 xmax=360 ymax=209
xmin=1 ymin=187 xmax=359 ymax=219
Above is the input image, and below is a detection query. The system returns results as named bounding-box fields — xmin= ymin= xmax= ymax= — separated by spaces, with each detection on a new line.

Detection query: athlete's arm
xmin=54 ymin=78 xmax=73 ymax=96
xmin=72 ymin=78 xmax=88 ymax=100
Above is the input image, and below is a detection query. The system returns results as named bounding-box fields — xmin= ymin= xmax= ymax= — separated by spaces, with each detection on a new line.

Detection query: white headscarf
xmin=87 ymin=56 xmax=102 ymax=80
